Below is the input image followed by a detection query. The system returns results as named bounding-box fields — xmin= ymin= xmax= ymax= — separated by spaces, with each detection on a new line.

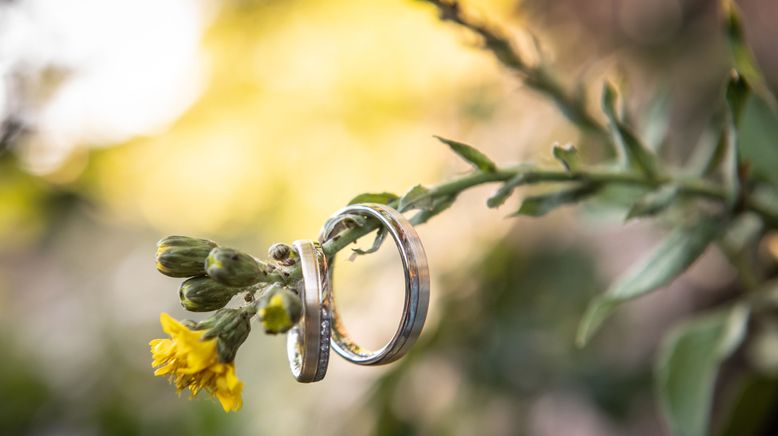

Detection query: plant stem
xmin=421 ymin=0 xmax=609 ymax=141
xmin=268 ymin=164 xmax=778 ymax=283
xmin=259 ymin=4 xmax=778 ymax=285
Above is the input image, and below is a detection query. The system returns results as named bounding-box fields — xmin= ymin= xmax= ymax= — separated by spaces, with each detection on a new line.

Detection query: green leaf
xmin=348 ymin=192 xmax=400 ymax=206
xmin=702 ymin=74 xmax=749 ymax=180
xmin=410 ymin=195 xmax=457 ymax=225
xmin=577 ymin=217 xmax=720 ymax=346
xmin=722 ymin=0 xmax=777 ymax=110
xmin=640 ymin=86 xmax=671 ymax=152
xmin=721 ymin=74 xmax=748 ymax=208
xmin=740 ymin=98 xmax=778 ymax=187
xmin=352 ymin=228 xmax=388 ymax=256
xmin=435 ymin=135 xmax=497 ymax=172
xmin=722 ymin=108 xmax=740 ymax=208
xmin=584 ymin=184 xmax=651 ymax=214
xmin=513 ymin=184 xmax=598 ymax=217
xmin=656 ymin=304 xmax=750 ymax=436
xmin=398 ymin=185 xmax=433 ymax=212
xmin=487 ymin=174 xmax=527 ymax=208
xmin=601 ymin=82 xmax=660 ymax=179
xmin=726 ymin=71 xmax=751 ymax=125
xmin=626 ymin=185 xmax=679 ymax=220
xmin=552 ymin=144 xmax=580 ymax=172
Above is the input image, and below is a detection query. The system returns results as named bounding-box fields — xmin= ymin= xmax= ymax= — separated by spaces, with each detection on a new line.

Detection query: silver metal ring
xmin=287 ymin=240 xmax=331 ymax=382
xmin=319 ymin=203 xmax=430 ymax=365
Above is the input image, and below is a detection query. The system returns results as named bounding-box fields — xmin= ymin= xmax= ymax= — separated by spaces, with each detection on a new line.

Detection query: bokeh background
xmin=1 ymin=0 xmax=778 ymax=435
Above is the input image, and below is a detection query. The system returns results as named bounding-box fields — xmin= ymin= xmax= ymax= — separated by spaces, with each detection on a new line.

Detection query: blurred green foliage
xmin=362 ymin=237 xmax=656 ymax=435
xmin=0 ymin=333 xmax=246 ymax=435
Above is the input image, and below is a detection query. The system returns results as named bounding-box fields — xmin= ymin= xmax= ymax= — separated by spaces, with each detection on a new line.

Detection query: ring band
xmin=286 ymin=240 xmax=331 ymax=382
xmin=320 ymin=203 xmax=430 ymax=365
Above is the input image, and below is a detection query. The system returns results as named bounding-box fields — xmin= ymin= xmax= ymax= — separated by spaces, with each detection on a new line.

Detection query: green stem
xmin=272 ymin=165 xmax=778 ymax=283
xmin=421 ymin=0 xmax=609 ymax=141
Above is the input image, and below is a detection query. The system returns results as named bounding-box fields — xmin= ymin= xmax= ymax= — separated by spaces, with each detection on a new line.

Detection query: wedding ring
xmin=286 ymin=240 xmax=331 ymax=382
xmin=320 ymin=203 xmax=430 ymax=365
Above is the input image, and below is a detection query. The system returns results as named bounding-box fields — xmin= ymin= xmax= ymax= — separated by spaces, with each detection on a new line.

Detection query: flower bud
xmin=199 ymin=308 xmax=252 ymax=363
xmin=257 ymin=284 xmax=302 ymax=334
xmin=268 ymin=243 xmax=298 ymax=266
xmin=155 ymin=236 xmax=218 ymax=278
xmin=217 ymin=312 xmax=252 ymax=363
xmin=268 ymin=243 xmax=291 ymax=261
xmin=206 ymin=247 xmax=267 ymax=287
xmin=179 ymin=276 xmax=241 ymax=312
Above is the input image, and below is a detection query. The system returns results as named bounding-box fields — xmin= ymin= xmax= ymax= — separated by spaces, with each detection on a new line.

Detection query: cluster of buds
xmin=155 ymin=236 xmax=304 ymax=359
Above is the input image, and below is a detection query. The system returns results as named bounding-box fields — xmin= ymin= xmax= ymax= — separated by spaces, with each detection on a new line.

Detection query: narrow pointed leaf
xmin=410 ymin=195 xmax=457 ymax=225
xmin=641 ymin=87 xmax=671 ymax=152
xmin=487 ymin=174 xmax=528 ymax=208
xmin=626 ymin=185 xmax=679 ymax=220
xmin=513 ymin=184 xmax=598 ymax=217
xmin=601 ymin=83 xmax=625 ymax=164
xmin=739 ymin=97 xmax=778 ymax=188
xmin=552 ymin=144 xmax=580 ymax=172
xmin=726 ymin=71 xmax=750 ymax=125
xmin=722 ymin=74 xmax=747 ymax=208
xmin=601 ymin=82 xmax=660 ymax=179
xmin=702 ymin=74 xmax=750 ymax=178
xmin=656 ymin=304 xmax=749 ymax=436
xmin=348 ymin=192 xmax=400 ymax=206
xmin=352 ymin=228 xmax=388 ymax=256
xmin=398 ymin=185 xmax=433 ymax=212
xmin=577 ymin=217 xmax=720 ymax=346
xmin=722 ymin=0 xmax=776 ymax=110
xmin=722 ymin=110 xmax=740 ymax=208
xmin=435 ymin=135 xmax=496 ymax=172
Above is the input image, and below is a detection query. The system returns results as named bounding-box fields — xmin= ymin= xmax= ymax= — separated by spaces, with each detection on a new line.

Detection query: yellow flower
xmin=149 ymin=313 xmax=244 ymax=412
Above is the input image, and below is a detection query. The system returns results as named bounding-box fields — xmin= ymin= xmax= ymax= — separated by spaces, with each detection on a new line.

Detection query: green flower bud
xmin=155 ymin=235 xmax=218 ymax=278
xmin=200 ymin=308 xmax=252 ymax=363
xmin=257 ymin=284 xmax=302 ymax=334
xmin=206 ymin=247 xmax=267 ymax=287
xmin=179 ymin=276 xmax=241 ymax=312
xmin=217 ymin=314 xmax=251 ymax=363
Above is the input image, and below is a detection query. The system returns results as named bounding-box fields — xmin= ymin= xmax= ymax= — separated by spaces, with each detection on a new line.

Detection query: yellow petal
xmin=152 ymin=312 xmax=246 ymax=412
xmin=222 ymin=364 xmax=242 ymax=390
xmin=159 ymin=312 xmax=189 ymax=337
xmin=154 ymin=365 xmax=175 ymax=376
xmin=150 ymin=338 xmax=175 ymax=356
xmin=215 ymin=388 xmax=243 ymax=412
xmin=181 ymin=342 xmax=217 ymax=373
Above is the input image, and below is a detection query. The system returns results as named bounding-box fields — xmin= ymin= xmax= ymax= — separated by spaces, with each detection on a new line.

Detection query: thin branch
xmin=421 ymin=0 xmax=608 ymax=139
xmin=261 ymin=164 xmax=778 ymax=284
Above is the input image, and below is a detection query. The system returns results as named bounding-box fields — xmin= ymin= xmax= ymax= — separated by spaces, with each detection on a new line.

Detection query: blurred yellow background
xmin=0 ymin=0 xmax=535 ymax=433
